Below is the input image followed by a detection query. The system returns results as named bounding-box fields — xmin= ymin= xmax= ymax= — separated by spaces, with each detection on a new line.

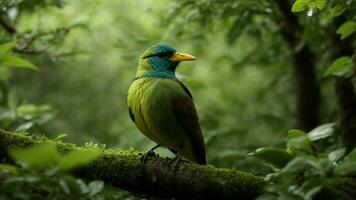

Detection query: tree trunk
xmin=331 ymin=16 xmax=356 ymax=154
xmin=275 ymin=0 xmax=320 ymax=132
xmin=335 ymin=77 xmax=356 ymax=154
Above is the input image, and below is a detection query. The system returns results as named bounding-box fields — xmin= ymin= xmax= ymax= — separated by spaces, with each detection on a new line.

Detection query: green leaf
xmin=15 ymin=122 xmax=34 ymax=132
xmin=328 ymin=148 xmax=345 ymax=163
xmin=299 ymin=179 xmax=323 ymax=200
xmin=292 ymin=0 xmax=325 ymax=12
xmin=281 ymin=156 xmax=321 ymax=174
xmin=324 ymin=56 xmax=354 ymax=78
xmin=337 ymin=21 xmax=356 ymax=40
xmin=0 ymin=41 xmax=16 ymax=55
xmin=334 ymin=149 xmax=356 ymax=175
xmin=59 ymin=148 xmax=102 ymax=170
xmin=292 ymin=0 xmax=310 ymax=12
xmin=335 ymin=161 xmax=356 ymax=175
xmin=342 ymin=148 xmax=356 ymax=161
xmin=329 ymin=5 xmax=346 ymax=17
xmin=17 ymin=104 xmax=53 ymax=120
xmin=9 ymin=143 xmax=61 ymax=168
xmin=308 ymin=123 xmax=334 ymax=141
xmin=311 ymin=0 xmax=325 ymax=9
xmin=286 ymin=130 xmax=314 ymax=156
xmin=55 ymin=133 xmax=68 ymax=141
xmin=59 ymin=176 xmax=83 ymax=195
xmin=249 ymin=147 xmax=294 ymax=170
xmin=0 ymin=55 xmax=37 ymax=70
xmin=0 ymin=163 xmax=18 ymax=174
xmin=88 ymin=181 xmax=104 ymax=196
xmin=0 ymin=41 xmax=16 ymax=54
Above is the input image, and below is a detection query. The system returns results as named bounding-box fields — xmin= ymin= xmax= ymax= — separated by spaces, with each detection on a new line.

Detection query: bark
xmin=0 ymin=129 xmax=265 ymax=200
xmin=331 ymin=16 xmax=356 ymax=154
xmin=275 ymin=0 xmax=320 ymax=132
xmin=335 ymin=77 xmax=356 ymax=154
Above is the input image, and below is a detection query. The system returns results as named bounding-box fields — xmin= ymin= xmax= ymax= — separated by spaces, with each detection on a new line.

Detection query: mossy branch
xmin=0 ymin=129 xmax=265 ymax=200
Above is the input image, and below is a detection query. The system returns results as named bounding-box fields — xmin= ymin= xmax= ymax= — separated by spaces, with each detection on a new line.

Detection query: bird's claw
xmin=140 ymin=144 xmax=161 ymax=163
xmin=168 ymin=154 xmax=182 ymax=169
xmin=140 ymin=150 xmax=156 ymax=163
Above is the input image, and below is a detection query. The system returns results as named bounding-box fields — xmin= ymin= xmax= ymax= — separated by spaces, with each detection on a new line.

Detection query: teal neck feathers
xmin=136 ymin=44 xmax=179 ymax=79
xmin=142 ymin=70 xmax=176 ymax=79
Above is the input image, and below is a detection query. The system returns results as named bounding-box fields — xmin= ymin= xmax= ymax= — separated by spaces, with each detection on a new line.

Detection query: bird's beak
xmin=170 ymin=52 xmax=197 ymax=62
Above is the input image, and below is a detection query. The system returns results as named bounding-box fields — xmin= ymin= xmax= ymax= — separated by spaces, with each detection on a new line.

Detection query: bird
xmin=127 ymin=44 xmax=206 ymax=165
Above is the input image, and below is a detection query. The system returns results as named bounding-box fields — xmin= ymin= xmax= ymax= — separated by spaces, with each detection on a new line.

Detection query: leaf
xmin=0 ymin=41 xmax=16 ymax=54
xmin=249 ymin=147 xmax=294 ymax=170
xmin=88 ymin=181 xmax=104 ymax=196
xmin=337 ymin=21 xmax=356 ymax=40
xmin=299 ymin=179 xmax=323 ymax=200
xmin=328 ymin=148 xmax=345 ymax=163
xmin=0 ymin=163 xmax=18 ymax=174
xmin=9 ymin=143 xmax=61 ymax=168
xmin=292 ymin=0 xmax=325 ymax=12
xmin=281 ymin=156 xmax=321 ymax=174
xmin=55 ymin=133 xmax=68 ymax=141
xmin=342 ymin=148 xmax=356 ymax=161
xmin=17 ymin=104 xmax=53 ymax=120
xmin=308 ymin=123 xmax=334 ymax=141
xmin=15 ymin=122 xmax=35 ymax=132
xmin=329 ymin=5 xmax=346 ymax=17
xmin=59 ymin=148 xmax=102 ymax=170
xmin=0 ymin=55 xmax=37 ymax=70
xmin=286 ymin=130 xmax=314 ymax=156
xmin=335 ymin=149 xmax=356 ymax=175
xmin=59 ymin=176 xmax=83 ymax=195
xmin=335 ymin=161 xmax=356 ymax=175
xmin=324 ymin=56 xmax=354 ymax=78
xmin=311 ymin=0 xmax=325 ymax=9
xmin=292 ymin=0 xmax=310 ymax=12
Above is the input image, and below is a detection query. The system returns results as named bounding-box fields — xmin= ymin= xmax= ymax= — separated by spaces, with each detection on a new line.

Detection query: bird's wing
xmin=128 ymin=107 xmax=135 ymax=122
xmin=171 ymin=80 xmax=206 ymax=164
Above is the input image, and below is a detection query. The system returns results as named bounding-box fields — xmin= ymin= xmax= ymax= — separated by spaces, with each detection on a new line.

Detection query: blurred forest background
xmin=1 ymin=0 xmax=356 ymax=199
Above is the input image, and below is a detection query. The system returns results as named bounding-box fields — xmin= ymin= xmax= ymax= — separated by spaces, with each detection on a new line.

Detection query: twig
xmin=0 ymin=15 xmax=17 ymax=34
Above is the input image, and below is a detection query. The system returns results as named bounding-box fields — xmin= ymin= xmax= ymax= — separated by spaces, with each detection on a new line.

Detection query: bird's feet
xmin=168 ymin=153 xmax=182 ymax=169
xmin=140 ymin=144 xmax=161 ymax=163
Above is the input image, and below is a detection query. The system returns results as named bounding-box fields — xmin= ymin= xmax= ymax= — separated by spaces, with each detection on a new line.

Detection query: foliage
xmin=0 ymin=41 xmax=55 ymax=133
xmin=0 ymin=0 xmax=356 ymax=199
xmin=0 ymin=42 xmax=36 ymax=70
xmin=1 ymin=142 xmax=104 ymax=199
xmin=291 ymin=0 xmax=325 ymax=13
xmin=9 ymin=142 xmax=102 ymax=170
xmin=337 ymin=21 xmax=356 ymax=40
xmin=324 ymin=56 xmax=354 ymax=78
xmin=250 ymin=125 xmax=356 ymax=200
xmin=0 ymin=141 xmax=147 ymax=199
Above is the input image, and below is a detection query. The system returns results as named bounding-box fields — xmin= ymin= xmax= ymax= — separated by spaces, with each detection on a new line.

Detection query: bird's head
xmin=136 ymin=44 xmax=196 ymax=78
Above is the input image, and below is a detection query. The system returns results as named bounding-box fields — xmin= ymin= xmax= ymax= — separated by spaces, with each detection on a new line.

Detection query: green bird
xmin=127 ymin=44 xmax=206 ymax=165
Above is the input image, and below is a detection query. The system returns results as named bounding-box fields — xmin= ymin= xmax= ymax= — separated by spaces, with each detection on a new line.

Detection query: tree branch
xmin=13 ymin=27 xmax=72 ymax=54
xmin=0 ymin=130 xmax=265 ymax=200
xmin=1 ymin=130 xmax=355 ymax=199
xmin=0 ymin=15 xmax=17 ymax=34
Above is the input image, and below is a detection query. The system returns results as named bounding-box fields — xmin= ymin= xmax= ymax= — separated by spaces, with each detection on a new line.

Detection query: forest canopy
xmin=0 ymin=0 xmax=356 ymax=199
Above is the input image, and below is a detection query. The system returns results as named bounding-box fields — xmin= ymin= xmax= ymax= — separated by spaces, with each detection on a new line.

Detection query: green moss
xmin=0 ymin=129 xmax=266 ymax=199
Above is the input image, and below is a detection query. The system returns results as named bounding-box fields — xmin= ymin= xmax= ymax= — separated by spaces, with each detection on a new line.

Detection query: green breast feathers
xmin=127 ymin=44 xmax=206 ymax=165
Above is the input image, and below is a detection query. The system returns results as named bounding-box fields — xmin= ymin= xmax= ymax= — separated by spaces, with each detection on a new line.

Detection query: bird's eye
xmin=157 ymin=52 xmax=166 ymax=58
